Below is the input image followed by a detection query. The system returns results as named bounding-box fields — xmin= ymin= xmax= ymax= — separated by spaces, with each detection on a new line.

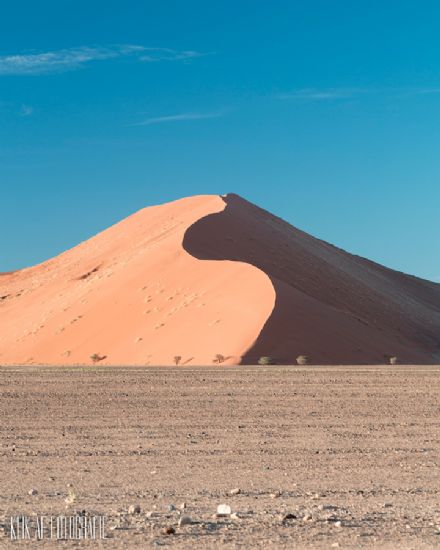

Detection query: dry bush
xmin=173 ymin=356 xmax=182 ymax=366
xmin=258 ymin=356 xmax=276 ymax=365
xmin=90 ymin=353 xmax=106 ymax=363
xmin=213 ymin=354 xmax=225 ymax=364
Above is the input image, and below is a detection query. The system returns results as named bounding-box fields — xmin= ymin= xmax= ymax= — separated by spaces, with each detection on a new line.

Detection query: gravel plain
xmin=0 ymin=365 xmax=439 ymax=549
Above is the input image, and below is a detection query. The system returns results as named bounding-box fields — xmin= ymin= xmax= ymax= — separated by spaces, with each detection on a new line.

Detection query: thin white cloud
xmin=139 ymin=48 xmax=206 ymax=62
xmin=20 ymin=104 xmax=33 ymax=116
xmin=406 ymin=88 xmax=440 ymax=96
xmin=277 ymin=88 xmax=364 ymax=101
xmin=278 ymin=86 xmax=440 ymax=101
xmin=130 ymin=111 xmax=224 ymax=126
xmin=0 ymin=45 xmax=206 ymax=75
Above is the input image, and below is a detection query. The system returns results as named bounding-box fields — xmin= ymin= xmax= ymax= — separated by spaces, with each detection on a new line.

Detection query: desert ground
xmin=0 ymin=365 xmax=439 ymax=549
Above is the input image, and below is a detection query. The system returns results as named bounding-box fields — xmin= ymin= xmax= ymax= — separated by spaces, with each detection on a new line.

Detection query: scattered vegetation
xmin=258 ymin=356 xmax=276 ymax=365
xmin=90 ymin=353 xmax=106 ymax=363
xmin=296 ymin=355 xmax=309 ymax=365
xmin=213 ymin=354 xmax=226 ymax=364
xmin=173 ymin=355 xmax=182 ymax=366
xmin=78 ymin=266 xmax=100 ymax=280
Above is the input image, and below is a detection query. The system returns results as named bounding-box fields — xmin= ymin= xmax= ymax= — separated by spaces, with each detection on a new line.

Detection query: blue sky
xmin=1 ymin=0 xmax=439 ymax=282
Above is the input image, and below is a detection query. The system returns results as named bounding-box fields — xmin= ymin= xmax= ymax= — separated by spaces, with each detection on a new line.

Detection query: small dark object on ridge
xmin=90 ymin=353 xmax=106 ymax=363
xmin=258 ymin=356 xmax=276 ymax=365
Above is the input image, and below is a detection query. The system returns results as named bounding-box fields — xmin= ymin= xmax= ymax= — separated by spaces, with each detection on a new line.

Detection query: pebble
xmin=383 ymin=502 xmax=393 ymax=508
xmin=230 ymin=513 xmax=241 ymax=520
xmin=334 ymin=521 xmax=342 ymax=528
xmin=178 ymin=515 xmax=193 ymax=526
xmin=318 ymin=504 xmax=338 ymax=511
xmin=302 ymin=514 xmax=313 ymax=522
xmin=28 ymin=489 xmax=38 ymax=496
xmin=216 ymin=504 xmax=232 ymax=516
xmin=179 ymin=502 xmax=186 ymax=510
xmin=146 ymin=511 xmax=159 ymax=518
xmin=279 ymin=513 xmax=297 ymax=523
xmin=270 ymin=491 xmax=282 ymax=499
xmin=229 ymin=488 xmax=241 ymax=495
xmin=163 ymin=526 xmax=175 ymax=535
xmin=128 ymin=504 xmax=141 ymax=514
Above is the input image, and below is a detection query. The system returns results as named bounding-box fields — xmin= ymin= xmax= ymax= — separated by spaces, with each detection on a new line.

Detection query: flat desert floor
xmin=0 ymin=365 xmax=439 ymax=549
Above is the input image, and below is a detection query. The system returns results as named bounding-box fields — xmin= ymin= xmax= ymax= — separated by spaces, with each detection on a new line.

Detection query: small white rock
xmin=28 ymin=489 xmax=38 ymax=496
xmin=128 ymin=504 xmax=141 ymax=514
xmin=229 ymin=488 xmax=241 ymax=495
xmin=179 ymin=502 xmax=186 ymax=510
xmin=334 ymin=521 xmax=342 ymax=528
xmin=216 ymin=504 xmax=232 ymax=516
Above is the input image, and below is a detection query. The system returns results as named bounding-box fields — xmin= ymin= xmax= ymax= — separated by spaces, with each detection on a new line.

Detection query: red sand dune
xmin=1 ymin=193 xmax=439 ymax=365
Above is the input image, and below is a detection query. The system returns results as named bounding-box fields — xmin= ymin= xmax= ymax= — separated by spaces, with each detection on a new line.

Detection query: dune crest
xmin=1 ymin=193 xmax=440 ymax=366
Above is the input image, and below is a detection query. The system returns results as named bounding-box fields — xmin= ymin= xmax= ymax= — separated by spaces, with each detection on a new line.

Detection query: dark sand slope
xmin=183 ymin=194 xmax=440 ymax=364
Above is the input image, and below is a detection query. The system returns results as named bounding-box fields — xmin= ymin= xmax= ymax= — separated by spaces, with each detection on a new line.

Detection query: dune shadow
xmin=182 ymin=194 xmax=308 ymax=365
xmin=182 ymin=194 xmax=439 ymax=365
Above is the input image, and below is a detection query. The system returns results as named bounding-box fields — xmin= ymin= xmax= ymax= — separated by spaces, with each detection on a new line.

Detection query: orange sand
xmin=1 ymin=193 xmax=439 ymax=365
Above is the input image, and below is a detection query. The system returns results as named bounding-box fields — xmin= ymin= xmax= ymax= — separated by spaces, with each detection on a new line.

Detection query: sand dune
xmin=1 ymin=193 xmax=439 ymax=365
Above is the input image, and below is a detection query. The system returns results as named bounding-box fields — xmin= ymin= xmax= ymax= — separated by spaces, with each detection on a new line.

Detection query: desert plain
xmin=1 ymin=364 xmax=439 ymax=549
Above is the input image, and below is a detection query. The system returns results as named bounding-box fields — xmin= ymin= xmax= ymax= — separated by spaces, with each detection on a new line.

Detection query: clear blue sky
xmin=1 ymin=0 xmax=439 ymax=282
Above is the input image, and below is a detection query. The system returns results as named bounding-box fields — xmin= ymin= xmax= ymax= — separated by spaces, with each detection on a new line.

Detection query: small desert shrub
xmin=258 ymin=356 xmax=275 ymax=365
xmin=213 ymin=354 xmax=226 ymax=364
xmin=296 ymin=355 xmax=309 ymax=365
xmin=173 ymin=355 xmax=182 ymax=366
xmin=388 ymin=356 xmax=398 ymax=365
xmin=90 ymin=353 xmax=106 ymax=363
xmin=65 ymin=488 xmax=77 ymax=505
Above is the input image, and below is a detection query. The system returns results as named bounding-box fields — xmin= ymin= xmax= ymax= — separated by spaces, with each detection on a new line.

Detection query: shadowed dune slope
xmin=183 ymin=194 xmax=440 ymax=364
